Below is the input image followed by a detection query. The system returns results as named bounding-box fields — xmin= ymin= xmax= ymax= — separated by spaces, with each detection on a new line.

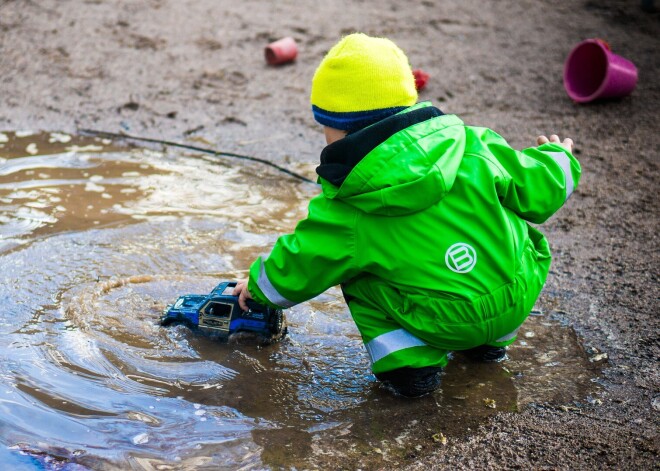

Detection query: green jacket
xmin=248 ymin=102 xmax=581 ymax=322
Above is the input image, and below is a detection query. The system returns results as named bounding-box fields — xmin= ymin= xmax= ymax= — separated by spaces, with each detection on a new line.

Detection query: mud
xmin=0 ymin=0 xmax=658 ymax=469
xmin=0 ymin=137 xmax=604 ymax=469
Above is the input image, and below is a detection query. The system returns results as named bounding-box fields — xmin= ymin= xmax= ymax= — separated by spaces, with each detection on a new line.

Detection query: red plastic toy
xmin=413 ymin=69 xmax=430 ymax=91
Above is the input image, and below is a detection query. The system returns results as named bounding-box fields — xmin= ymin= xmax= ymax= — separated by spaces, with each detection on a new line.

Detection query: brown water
xmin=0 ymin=132 xmax=602 ymax=470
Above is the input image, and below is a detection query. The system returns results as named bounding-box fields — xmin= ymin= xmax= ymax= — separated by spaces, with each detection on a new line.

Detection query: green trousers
xmin=345 ymin=238 xmax=550 ymax=375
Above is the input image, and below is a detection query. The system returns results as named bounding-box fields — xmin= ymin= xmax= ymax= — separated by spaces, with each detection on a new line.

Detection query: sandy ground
xmin=1 ymin=0 xmax=658 ymax=469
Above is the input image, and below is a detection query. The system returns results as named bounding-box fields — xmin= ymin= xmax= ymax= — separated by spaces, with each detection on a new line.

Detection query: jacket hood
xmin=317 ymin=102 xmax=466 ymax=216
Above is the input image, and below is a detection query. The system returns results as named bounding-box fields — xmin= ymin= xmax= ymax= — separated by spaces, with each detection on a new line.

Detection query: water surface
xmin=0 ymin=132 xmax=601 ymax=469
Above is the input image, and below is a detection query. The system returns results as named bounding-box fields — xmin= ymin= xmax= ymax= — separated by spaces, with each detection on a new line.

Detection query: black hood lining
xmin=316 ymin=105 xmax=444 ymax=187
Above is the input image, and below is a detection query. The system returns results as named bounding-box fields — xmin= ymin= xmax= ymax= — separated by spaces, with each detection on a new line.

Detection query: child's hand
xmin=232 ymin=280 xmax=254 ymax=311
xmin=537 ymin=134 xmax=574 ymax=153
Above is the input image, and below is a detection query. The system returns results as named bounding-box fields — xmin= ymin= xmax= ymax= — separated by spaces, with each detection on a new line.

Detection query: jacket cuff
xmin=537 ymin=143 xmax=579 ymax=201
xmin=247 ymin=257 xmax=297 ymax=309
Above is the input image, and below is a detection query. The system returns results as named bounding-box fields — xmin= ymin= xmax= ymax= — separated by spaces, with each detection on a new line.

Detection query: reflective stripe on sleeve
xmin=256 ymin=261 xmax=296 ymax=308
xmin=365 ymin=328 xmax=428 ymax=364
xmin=546 ymin=151 xmax=575 ymax=200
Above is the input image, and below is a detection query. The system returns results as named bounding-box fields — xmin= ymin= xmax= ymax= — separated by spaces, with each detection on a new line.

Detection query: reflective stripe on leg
xmin=490 ymin=326 xmax=522 ymax=347
xmin=365 ymin=328 xmax=427 ymax=364
xmin=371 ymin=343 xmax=449 ymax=375
xmin=494 ymin=327 xmax=520 ymax=344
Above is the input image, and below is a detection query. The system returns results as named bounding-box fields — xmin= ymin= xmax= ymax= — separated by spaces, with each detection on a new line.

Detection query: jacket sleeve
xmin=485 ymin=130 xmax=582 ymax=224
xmin=247 ymin=195 xmax=359 ymax=309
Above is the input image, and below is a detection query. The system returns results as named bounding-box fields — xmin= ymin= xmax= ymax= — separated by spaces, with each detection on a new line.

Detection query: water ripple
xmin=0 ymin=133 xmax=601 ymax=469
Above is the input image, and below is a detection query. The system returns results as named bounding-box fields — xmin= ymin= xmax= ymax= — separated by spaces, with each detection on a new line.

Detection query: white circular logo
xmin=445 ymin=243 xmax=477 ymax=273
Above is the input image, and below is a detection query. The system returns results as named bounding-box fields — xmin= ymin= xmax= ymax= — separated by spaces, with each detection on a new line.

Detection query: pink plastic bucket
xmin=265 ymin=37 xmax=298 ymax=66
xmin=563 ymin=39 xmax=638 ymax=103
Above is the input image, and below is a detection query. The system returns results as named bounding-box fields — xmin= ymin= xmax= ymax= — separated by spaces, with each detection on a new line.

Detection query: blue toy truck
xmin=160 ymin=281 xmax=286 ymax=342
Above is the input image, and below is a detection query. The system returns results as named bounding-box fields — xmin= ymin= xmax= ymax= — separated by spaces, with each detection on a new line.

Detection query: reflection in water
xmin=0 ymin=132 xmax=601 ymax=469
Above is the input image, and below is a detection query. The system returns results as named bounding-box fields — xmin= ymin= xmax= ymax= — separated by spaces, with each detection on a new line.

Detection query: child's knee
xmin=375 ymin=366 xmax=443 ymax=398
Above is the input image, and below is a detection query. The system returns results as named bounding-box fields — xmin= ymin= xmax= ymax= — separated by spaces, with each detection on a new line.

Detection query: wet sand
xmin=1 ymin=0 xmax=658 ymax=469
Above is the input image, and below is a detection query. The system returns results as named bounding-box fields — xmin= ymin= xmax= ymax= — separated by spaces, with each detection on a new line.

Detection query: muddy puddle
xmin=0 ymin=132 xmax=603 ymax=469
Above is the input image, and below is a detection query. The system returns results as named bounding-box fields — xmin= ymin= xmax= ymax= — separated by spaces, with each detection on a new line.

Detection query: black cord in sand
xmin=78 ymin=128 xmax=316 ymax=184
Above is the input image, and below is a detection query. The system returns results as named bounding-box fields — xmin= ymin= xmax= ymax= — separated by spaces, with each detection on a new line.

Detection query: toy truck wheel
xmin=269 ymin=310 xmax=284 ymax=335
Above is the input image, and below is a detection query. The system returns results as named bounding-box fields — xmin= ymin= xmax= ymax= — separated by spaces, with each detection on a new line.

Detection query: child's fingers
xmin=537 ymin=135 xmax=575 ymax=153
xmin=232 ymin=281 xmax=245 ymax=296
xmin=239 ymin=296 xmax=248 ymax=311
xmin=238 ymin=290 xmax=249 ymax=311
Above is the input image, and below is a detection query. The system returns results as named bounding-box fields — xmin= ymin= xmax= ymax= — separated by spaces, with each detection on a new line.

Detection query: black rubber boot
xmin=375 ymin=366 xmax=443 ymax=398
xmin=463 ymin=345 xmax=507 ymax=362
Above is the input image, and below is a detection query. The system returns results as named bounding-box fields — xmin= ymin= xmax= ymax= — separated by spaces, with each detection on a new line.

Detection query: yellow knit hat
xmin=310 ymin=33 xmax=418 ymax=131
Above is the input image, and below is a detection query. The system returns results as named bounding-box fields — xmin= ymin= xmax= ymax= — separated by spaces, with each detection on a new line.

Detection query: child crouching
xmin=234 ymin=33 xmax=581 ymax=397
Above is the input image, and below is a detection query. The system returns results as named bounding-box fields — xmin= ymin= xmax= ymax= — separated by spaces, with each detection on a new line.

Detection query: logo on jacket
xmin=445 ymin=243 xmax=477 ymax=273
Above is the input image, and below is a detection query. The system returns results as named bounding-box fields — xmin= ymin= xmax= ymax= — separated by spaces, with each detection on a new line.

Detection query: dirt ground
xmin=1 ymin=0 xmax=658 ymax=469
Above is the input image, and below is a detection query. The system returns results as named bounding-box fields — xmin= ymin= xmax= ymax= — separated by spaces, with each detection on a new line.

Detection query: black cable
xmin=78 ymin=128 xmax=316 ymax=184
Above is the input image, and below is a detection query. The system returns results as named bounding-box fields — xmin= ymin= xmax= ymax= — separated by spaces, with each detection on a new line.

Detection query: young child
xmin=234 ymin=33 xmax=581 ymax=397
